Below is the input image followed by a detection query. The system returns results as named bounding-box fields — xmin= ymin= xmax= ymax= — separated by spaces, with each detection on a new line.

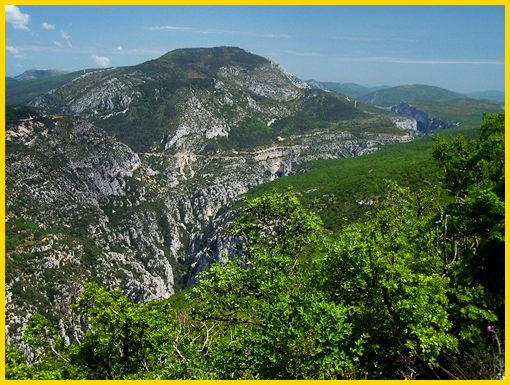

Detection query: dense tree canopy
xmin=7 ymin=114 xmax=504 ymax=379
xmin=433 ymin=113 xmax=505 ymax=316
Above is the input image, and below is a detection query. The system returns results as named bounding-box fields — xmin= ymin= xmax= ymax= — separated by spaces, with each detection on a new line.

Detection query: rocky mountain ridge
xmin=391 ymin=102 xmax=458 ymax=132
xmin=28 ymin=47 xmax=329 ymax=153
xmin=7 ymin=47 xmax=416 ymax=345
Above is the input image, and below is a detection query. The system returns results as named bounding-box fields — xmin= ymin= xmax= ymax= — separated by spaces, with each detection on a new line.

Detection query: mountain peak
xmin=156 ymin=46 xmax=270 ymax=71
xmin=14 ymin=68 xmax=69 ymax=81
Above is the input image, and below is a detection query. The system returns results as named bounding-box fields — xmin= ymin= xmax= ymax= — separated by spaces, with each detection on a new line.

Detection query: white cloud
xmin=334 ymin=36 xmax=379 ymax=42
xmin=6 ymin=45 xmax=19 ymax=55
xmin=60 ymin=29 xmax=70 ymax=40
xmin=151 ymin=25 xmax=193 ymax=32
xmin=150 ymin=25 xmax=290 ymax=39
xmin=60 ymin=29 xmax=72 ymax=47
xmin=41 ymin=22 xmax=56 ymax=30
xmin=110 ymin=47 xmax=165 ymax=56
xmin=333 ymin=36 xmax=417 ymax=43
xmin=335 ymin=56 xmax=504 ymax=65
xmin=282 ymin=49 xmax=325 ymax=58
xmin=116 ymin=45 xmax=123 ymax=51
xmin=5 ymin=5 xmax=30 ymax=31
xmin=53 ymin=41 xmax=66 ymax=48
xmin=92 ymin=55 xmax=111 ymax=68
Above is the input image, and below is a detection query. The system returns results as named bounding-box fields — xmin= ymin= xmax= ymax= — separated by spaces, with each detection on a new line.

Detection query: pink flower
xmin=487 ymin=325 xmax=495 ymax=333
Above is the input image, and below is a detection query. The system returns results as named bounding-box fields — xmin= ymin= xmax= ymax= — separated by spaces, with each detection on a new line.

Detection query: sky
xmin=5 ymin=5 xmax=505 ymax=93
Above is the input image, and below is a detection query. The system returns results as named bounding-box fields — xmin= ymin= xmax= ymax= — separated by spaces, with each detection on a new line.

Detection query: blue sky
xmin=5 ymin=5 xmax=505 ymax=93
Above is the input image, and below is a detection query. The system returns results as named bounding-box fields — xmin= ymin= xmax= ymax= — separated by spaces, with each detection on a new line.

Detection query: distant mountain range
xmin=308 ymin=81 xmax=504 ymax=104
xmin=358 ymin=84 xmax=463 ymax=106
xmin=6 ymin=69 xmax=97 ymax=106
xmin=304 ymin=81 xmax=503 ymax=129
xmin=10 ymin=71 xmax=504 ymax=109
xmin=465 ymin=90 xmax=505 ymax=103
xmin=12 ymin=68 xmax=69 ymax=81
xmin=308 ymin=81 xmax=389 ymax=99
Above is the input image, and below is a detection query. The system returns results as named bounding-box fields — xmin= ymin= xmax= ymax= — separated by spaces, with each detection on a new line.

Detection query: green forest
xmin=6 ymin=114 xmax=504 ymax=379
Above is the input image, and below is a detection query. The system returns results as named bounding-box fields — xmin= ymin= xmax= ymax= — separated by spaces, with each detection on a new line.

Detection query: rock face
xmin=391 ymin=116 xmax=418 ymax=131
xmin=6 ymin=111 xmax=164 ymax=344
xmin=6 ymin=47 xmax=415 ymax=345
xmin=391 ymin=102 xmax=458 ymax=132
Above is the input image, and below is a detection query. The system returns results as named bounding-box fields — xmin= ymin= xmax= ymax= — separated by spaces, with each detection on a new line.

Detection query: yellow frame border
xmin=2 ymin=1 xmax=510 ymax=4
xmin=1 ymin=2 xmax=507 ymax=383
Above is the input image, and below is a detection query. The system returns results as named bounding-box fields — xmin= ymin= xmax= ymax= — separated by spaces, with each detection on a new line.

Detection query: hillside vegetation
xmin=411 ymin=98 xmax=504 ymax=129
xmin=7 ymin=114 xmax=504 ymax=380
xmin=359 ymin=84 xmax=464 ymax=106
xmin=247 ymin=119 xmax=491 ymax=229
xmin=311 ymin=82 xmax=503 ymax=132
xmin=24 ymin=47 xmax=379 ymax=153
xmin=6 ymin=70 xmax=96 ymax=106
xmin=5 ymin=53 xmax=407 ymax=349
xmin=248 ymin=137 xmax=439 ymax=228
xmin=5 ymin=47 xmax=504 ymax=380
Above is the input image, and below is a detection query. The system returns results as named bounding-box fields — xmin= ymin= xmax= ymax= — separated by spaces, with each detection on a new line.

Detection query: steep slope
xmin=390 ymin=102 xmax=458 ymax=132
xmin=247 ymin=136 xmax=440 ymax=229
xmin=6 ymin=107 xmax=165 ymax=343
xmin=30 ymin=47 xmax=364 ymax=153
xmin=7 ymin=47 xmax=414 ymax=344
xmin=398 ymin=98 xmax=502 ymax=130
xmin=6 ymin=69 xmax=97 ymax=106
xmin=359 ymin=83 xmax=503 ymax=130
xmin=6 ymin=107 xmax=410 ymax=343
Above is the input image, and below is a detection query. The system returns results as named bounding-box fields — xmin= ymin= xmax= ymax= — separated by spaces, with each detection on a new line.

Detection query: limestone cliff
xmin=6 ymin=47 xmax=416 ymax=345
